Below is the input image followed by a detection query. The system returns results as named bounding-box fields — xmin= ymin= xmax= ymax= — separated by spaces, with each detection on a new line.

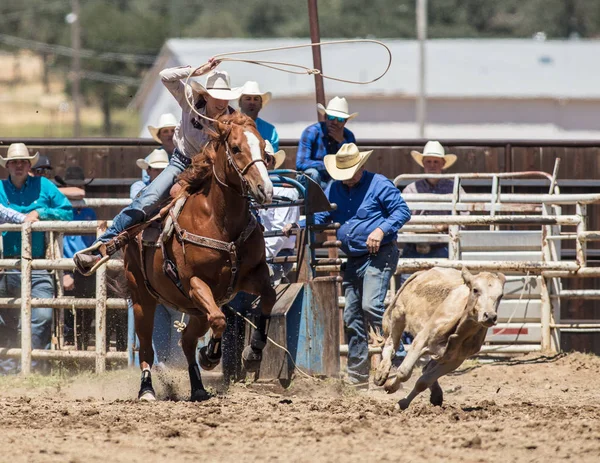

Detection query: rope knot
xmin=307 ymin=68 xmax=321 ymax=75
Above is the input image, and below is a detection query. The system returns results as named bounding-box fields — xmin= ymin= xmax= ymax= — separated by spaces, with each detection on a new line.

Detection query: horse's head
xmin=215 ymin=114 xmax=273 ymax=204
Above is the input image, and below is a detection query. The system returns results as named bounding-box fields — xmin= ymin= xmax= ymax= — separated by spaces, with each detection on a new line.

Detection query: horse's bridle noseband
xmin=212 ymin=127 xmax=269 ymax=198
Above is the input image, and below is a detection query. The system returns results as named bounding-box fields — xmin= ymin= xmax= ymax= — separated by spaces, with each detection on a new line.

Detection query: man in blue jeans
xmin=286 ymin=143 xmax=411 ymax=386
xmin=296 ymin=97 xmax=357 ymax=190
xmin=0 ymin=143 xmax=73 ymax=374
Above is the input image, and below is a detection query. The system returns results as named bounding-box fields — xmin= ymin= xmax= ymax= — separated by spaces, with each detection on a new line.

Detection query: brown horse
xmin=124 ymin=113 xmax=276 ymax=401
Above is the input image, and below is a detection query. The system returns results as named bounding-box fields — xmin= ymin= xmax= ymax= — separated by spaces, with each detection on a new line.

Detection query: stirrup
xmin=74 ymin=242 xmax=110 ymax=277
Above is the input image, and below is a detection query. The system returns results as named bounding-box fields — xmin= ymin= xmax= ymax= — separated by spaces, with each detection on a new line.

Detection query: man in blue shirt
xmin=286 ymin=143 xmax=411 ymax=386
xmin=238 ymin=81 xmax=279 ymax=151
xmin=0 ymin=143 xmax=73 ymax=374
xmin=296 ymin=96 xmax=357 ymax=190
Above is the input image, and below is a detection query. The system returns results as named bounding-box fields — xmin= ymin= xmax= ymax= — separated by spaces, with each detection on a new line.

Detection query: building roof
xmin=140 ymin=37 xmax=600 ymax=100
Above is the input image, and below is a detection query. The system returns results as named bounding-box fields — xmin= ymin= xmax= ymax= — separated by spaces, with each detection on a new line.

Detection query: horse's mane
xmin=177 ymin=112 xmax=256 ymax=194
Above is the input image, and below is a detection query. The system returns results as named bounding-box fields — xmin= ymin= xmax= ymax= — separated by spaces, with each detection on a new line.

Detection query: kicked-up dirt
xmin=0 ymin=352 xmax=599 ymax=463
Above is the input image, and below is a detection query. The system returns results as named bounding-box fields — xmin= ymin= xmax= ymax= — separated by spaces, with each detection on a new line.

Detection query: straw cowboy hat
xmin=410 ymin=141 xmax=457 ymax=170
xmin=0 ymin=143 xmax=39 ymax=168
xmin=240 ymin=81 xmax=271 ymax=106
xmin=55 ymin=166 xmax=94 ymax=187
xmin=324 ymin=143 xmax=373 ymax=181
xmin=190 ymin=70 xmax=243 ymax=101
xmin=317 ymin=96 xmax=358 ymax=121
xmin=264 ymin=141 xmax=285 ymax=170
xmin=136 ymin=149 xmax=170 ymax=170
xmin=147 ymin=113 xmax=178 ymax=144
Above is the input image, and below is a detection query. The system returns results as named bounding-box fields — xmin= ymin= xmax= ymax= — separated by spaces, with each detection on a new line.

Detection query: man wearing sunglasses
xmin=296 ymin=96 xmax=357 ymax=190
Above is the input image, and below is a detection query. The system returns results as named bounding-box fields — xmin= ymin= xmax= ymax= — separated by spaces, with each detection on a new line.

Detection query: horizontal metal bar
xmin=406 ymin=202 xmax=541 ymax=213
xmin=554 ymin=290 xmax=600 ymax=300
xmin=0 ymin=137 xmax=158 ymax=146
xmin=0 ymin=348 xmax=128 ymax=360
xmin=556 ymin=329 xmax=600 ymax=333
xmin=0 ymin=221 xmax=114 ymax=232
xmin=407 ymin=215 xmax=579 ymax=225
xmin=309 ymin=223 xmax=340 ymax=231
xmin=395 ymin=260 xmax=580 ymax=273
xmin=311 ymin=240 xmax=341 ymax=248
xmin=0 ymin=259 xmax=124 ymax=271
xmin=578 ymin=231 xmax=600 ymax=241
xmin=402 ymin=193 xmax=600 ymax=205
xmin=0 ymin=298 xmax=128 ymax=309
xmin=396 ymin=234 xmax=449 ymax=243
xmin=71 ymin=198 xmax=131 ymax=207
xmin=551 ymin=324 xmax=600 ymax=329
xmin=269 ymin=256 xmax=298 ymax=264
xmin=546 ymin=234 xmax=577 ymax=240
xmin=312 ymin=258 xmax=342 ymax=265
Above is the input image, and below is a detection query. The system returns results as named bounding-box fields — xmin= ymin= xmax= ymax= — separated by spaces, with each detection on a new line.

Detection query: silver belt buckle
xmin=416 ymin=243 xmax=431 ymax=254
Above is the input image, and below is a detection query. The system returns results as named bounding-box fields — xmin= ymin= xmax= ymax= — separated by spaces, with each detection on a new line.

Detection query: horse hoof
xmin=398 ymin=398 xmax=410 ymax=411
xmin=138 ymin=389 xmax=156 ymax=401
xmin=242 ymin=346 xmax=262 ymax=372
xmin=190 ymin=389 xmax=212 ymax=403
xmin=198 ymin=346 xmax=221 ymax=371
xmin=373 ymin=365 xmax=391 ymax=387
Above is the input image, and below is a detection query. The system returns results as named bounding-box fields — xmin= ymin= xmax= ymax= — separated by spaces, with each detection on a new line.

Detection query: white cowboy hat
xmin=264 ymin=141 xmax=285 ymax=170
xmin=136 ymin=149 xmax=170 ymax=170
xmin=410 ymin=141 xmax=457 ymax=170
xmin=317 ymin=96 xmax=358 ymax=121
xmin=0 ymin=143 xmax=39 ymax=168
xmin=190 ymin=70 xmax=243 ymax=101
xmin=240 ymin=81 xmax=271 ymax=106
xmin=323 ymin=143 xmax=373 ymax=181
xmin=147 ymin=113 xmax=178 ymax=144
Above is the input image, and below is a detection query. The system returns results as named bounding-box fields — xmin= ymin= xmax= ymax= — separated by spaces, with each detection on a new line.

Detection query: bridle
xmin=211 ymin=125 xmax=270 ymax=199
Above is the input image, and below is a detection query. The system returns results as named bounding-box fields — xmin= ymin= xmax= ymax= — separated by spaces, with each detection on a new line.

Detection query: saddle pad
xmin=162 ymin=195 xmax=188 ymax=242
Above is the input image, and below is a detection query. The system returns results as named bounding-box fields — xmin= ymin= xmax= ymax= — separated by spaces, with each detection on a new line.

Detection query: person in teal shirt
xmin=0 ymin=143 xmax=73 ymax=374
xmin=238 ymin=81 xmax=279 ymax=151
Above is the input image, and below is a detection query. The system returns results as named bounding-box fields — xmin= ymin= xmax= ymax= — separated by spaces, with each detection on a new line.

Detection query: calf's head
xmin=461 ymin=267 xmax=506 ymax=327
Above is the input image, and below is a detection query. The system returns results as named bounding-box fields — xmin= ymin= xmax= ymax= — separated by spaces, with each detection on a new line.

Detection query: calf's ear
xmin=461 ymin=266 xmax=474 ymax=287
xmin=495 ymin=272 xmax=507 ymax=285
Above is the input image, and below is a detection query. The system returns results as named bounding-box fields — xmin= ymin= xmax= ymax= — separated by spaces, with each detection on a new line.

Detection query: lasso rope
xmin=182 ymin=39 xmax=392 ymax=125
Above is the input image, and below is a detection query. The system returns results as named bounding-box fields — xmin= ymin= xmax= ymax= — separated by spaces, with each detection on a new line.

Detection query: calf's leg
xmin=384 ymin=330 xmax=429 ymax=393
xmin=397 ymin=359 xmax=462 ymax=410
xmin=374 ymin=307 xmax=405 ymax=387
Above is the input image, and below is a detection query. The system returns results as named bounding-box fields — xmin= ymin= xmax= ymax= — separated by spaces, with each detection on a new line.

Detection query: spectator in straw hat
xmin=296 ymin=96 xmax=357 ymax=190
xmin=74 ymin=59 xmax=245 ymax=273
xmin=284 ymin=143 xmax=411 ymax=387
xmin=130 ymin=149 xmax=170 ymax=199
xmin=401 ymin=140 xmax=465 ymax=266
xmin=238 ymin=81 xmax=279 ymax=151
xmin=0 ymin=143 xmax=72 ymax=374
xmin=148 ymin=113 xmax=178 ymax=156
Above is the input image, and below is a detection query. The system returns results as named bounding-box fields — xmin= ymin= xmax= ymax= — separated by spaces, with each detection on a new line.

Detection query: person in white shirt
xmin=130 ymin=149 xmax=169 ymax=199
xmin=260 ymin=141 xmax=300 ymax=284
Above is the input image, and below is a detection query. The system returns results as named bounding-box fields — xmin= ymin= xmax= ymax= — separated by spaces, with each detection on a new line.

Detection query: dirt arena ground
xmin=0 ymin=352 xmax=599 ymax=463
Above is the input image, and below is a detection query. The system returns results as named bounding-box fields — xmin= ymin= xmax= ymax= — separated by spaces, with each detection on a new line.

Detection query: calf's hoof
xmin=190 ymin=388 xmax=212 ymax=403
xmin=198 ymin=345 xmax=221 ymax=371
xmin=384 ymin=377 xmax=402 ymax=394
xmin=242 ymin=346 xmax=262 ymax=372
xmin=374 ymin=364 xmax=391 ymax=387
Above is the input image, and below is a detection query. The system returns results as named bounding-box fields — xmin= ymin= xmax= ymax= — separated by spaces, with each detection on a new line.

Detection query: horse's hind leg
xmin=188 ymin=276 xmax=226 ymax=370
xmin=241 ymin=263 xmax=277 ymax=372
xmin=181 ymin=315 xmax=211 ymax=402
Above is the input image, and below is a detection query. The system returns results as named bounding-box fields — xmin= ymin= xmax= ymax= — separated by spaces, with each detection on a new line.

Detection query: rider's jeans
xmin=97 ymin=155 xmax=188 ymax=244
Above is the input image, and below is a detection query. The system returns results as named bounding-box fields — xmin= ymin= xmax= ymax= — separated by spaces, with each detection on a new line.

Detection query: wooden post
xmin=20 ymin=222 xmax=33 ymax=375
xmin=307 ymin=0 xmax=326 ymax=118
xmin=95 ymin=221 xmax=107 ymax=373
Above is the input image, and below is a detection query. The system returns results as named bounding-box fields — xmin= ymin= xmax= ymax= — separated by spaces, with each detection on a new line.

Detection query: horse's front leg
xmin=188 ymin=276 xmax=226 ymax=371
xmin=241 ymin=262 xmax=277 ymax=372
xmin=181 ymin=315 xmax=212 ymax=402
xmin=130 ymin=282 xmax=157 ymax=401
